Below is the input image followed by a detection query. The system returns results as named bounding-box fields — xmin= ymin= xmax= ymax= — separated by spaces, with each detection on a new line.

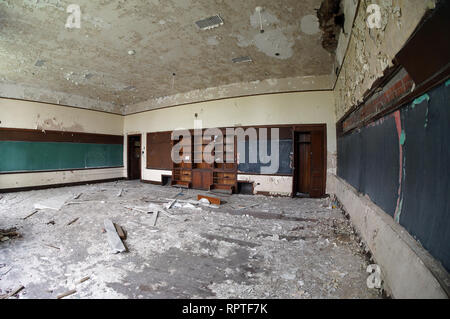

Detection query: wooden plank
xmin=23 ymin=210 xmax=38 ymax=220
xmin=114 ymin=223 xmax=126 ymax=240
xmin=67 ymin=217 xmax=79 ymax=226
xmin=104 ymin=219 xmax=126 ymax=253
xmin=197 ymin=194 xmax=221 ymax=205
xmin=1 ymin=286 xmax=24 ymax=299
xmin=57 ymin=289 xmax=76 ymax=299
xmin=0 ymin=127 xmax=123 ymax=144
xmin=77 ymin=276 xmax=90 ymax=284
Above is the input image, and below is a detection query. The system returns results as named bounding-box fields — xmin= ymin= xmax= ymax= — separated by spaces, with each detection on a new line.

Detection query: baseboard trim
xmin=0 ymin=177 xmax=125 ymax=193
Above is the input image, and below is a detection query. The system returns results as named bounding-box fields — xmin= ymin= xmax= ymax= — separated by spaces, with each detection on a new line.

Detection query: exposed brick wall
xmin=342 ymin=69 xmax=415 ymax=132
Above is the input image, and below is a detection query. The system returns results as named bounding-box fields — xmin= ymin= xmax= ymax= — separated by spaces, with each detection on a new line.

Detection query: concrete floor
xmin=0 ymin=181 xmax=380 ymax=299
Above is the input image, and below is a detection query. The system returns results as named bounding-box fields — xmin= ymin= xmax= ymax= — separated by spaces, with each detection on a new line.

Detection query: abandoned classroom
xmin=0 ymin=0 xmax=449 ymax=300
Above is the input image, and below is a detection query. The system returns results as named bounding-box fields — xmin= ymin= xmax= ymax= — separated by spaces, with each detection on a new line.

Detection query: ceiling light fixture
xmin=195 ymin=15 xmax=224 ymax=30
xmin=232 ymin=56 xmax=253 ymax=63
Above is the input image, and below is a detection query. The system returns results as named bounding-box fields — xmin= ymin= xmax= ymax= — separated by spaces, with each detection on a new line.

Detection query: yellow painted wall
xmin=0 ymin=98 xmax=125 ymax=189
xmin=124 ymin=91 xmax=336 ymax=152
xmin=0 ymin=98 xmax=123 ymax=135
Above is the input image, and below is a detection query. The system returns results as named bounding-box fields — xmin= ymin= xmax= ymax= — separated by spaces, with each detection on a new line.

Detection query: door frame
xmin=127 ymin=134 xmax=142 ymax=180
xmin=291 ymin=124 xmax=327 ymax=198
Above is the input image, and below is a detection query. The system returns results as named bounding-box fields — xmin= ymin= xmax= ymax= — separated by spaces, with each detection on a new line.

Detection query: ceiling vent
xmin=232 ymin=56 xmax=253 ymax=64
xmin=195 ymin=15 xmax=224 ymax=30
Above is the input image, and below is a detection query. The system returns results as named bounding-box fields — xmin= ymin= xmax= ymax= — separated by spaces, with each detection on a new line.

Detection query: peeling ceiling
xmin=0 ymin=0 xmax=340 ymax=114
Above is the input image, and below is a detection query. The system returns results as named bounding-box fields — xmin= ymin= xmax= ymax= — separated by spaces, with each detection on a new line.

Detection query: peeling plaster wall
xmin=124 ymin=91 xmax=337 ymax=191
xmin=334 ymin=0 xmax=435 ymax=119
xmin=0 ymin=98 xmax=125 ymax=189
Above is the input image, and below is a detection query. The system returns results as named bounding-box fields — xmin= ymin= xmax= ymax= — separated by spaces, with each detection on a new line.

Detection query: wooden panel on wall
xmin=0 ymin=128 xmax=123 ymax=144
xmin=146 ymin=132 xmax=172 ymax=170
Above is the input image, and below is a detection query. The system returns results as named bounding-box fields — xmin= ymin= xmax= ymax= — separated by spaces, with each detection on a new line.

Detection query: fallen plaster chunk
xmin=183 ymin=203 xmax=201 ymax=210
xmin=34 ymin=194 xmax=72 ymax=211
xmin=104 ymin=219 xmax=127 ymax=254
xmin=199 ymin=198 xmax=210 ymax=205
xmin=117 ymin=189 xmax=123 ymax=197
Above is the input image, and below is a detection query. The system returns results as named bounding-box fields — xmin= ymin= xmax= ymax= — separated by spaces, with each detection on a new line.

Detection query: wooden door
xmin=127 ymin=135 xmax=141 ymax=180
xmin=309 ymin=130 xmax=325 ymax=198
xmin=298 ymin=141 xmax=311 ymax=194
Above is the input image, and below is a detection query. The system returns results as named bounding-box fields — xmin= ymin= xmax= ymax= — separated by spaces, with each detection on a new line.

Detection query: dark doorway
xmin=296 ymin=133 xmax=311 ymax=195
xmin=127 ymin=134 xmax=141 ymax=180
xmin=293 ymin=126 xmax=326 ymax=198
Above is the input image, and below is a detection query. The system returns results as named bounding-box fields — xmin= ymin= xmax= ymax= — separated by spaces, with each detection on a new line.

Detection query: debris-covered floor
xmin=0 ymin=181 xmax=381 ymax=299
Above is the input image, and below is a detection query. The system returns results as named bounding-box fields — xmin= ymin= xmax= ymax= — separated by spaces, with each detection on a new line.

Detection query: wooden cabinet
xmin=192 ymin=170 xmax=213 ymax=190
xmin=171 ymin=130 xmax=237 ymax=193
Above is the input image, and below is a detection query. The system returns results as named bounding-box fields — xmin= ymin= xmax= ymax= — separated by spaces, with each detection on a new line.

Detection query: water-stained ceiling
xmin=0 ymin=0 xmax=342 ymax=114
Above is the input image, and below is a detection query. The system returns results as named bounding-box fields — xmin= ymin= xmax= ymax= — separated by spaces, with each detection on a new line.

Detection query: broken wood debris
xmin=1 ymin=285 xmax=24 ymax=299
xmin=42 ymin=242 xmax=60 ymax=250
xmin=77 ymin=276 xmax=90 ymax=284
xmin=23 ymin=210 xmax=39 ymax=220
xmin=0 ymin=228 xmax=21 ymax=241
xmin=114 ymin=223 xmax=126 ymax=240
xmin=104 ymin=219 xmax=126 ymax=253
xmin=73 ymin=193 xmax=82 ymax=200
xmin=67 ymin=217 xmax=79 ymax=226
xmin=198 ymin=194 xmax=221 ymax=205
xmin=57 ymin=289 xmax=76 ymax=299
xmin=151 ymin=211 xmax=159 ymax=227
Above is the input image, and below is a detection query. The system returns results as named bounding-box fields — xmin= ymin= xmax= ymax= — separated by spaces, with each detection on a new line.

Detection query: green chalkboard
xmin=0 ymin=141 xmax=123 ymax=172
